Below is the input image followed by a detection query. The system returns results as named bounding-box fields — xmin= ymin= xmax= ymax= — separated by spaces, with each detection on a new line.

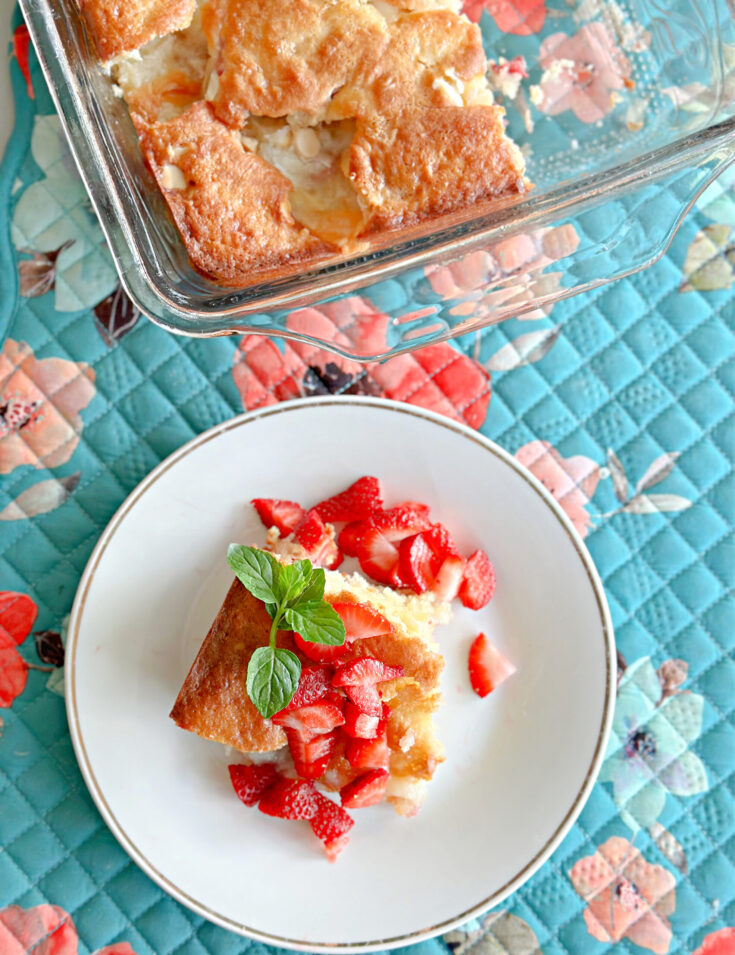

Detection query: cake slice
xmin=170 ymin=557 xmax=449 ymax=816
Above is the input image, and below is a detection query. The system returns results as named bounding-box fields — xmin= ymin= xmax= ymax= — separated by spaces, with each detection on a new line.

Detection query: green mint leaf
xmin=246 ymin=646 xmax=301 ymax=718
xmin=265 ymin=602 xmax=278 ymax=620
xmin=296 ymin=567 xmax=326 ymax=605
xmin=227 ymin=545 xmax=280 ymax=604
xmin=283 ymin=601 xmax=346 ymax=646
xmin=279 ymin=560 xmax=313 ymax=605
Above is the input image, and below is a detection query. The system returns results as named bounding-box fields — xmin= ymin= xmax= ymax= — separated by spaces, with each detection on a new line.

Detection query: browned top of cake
xmin=203 ymin=0 xmax=390 ymax=126
xmin=328 ymin=10 xmax=487 ymax=119
xmin=135 ymin=101 xmax=333 ymax=283
xmin=79 ymin=0 xmax=197 ymax=62
xmin=348 ymin=105 xmax=528 ymax=231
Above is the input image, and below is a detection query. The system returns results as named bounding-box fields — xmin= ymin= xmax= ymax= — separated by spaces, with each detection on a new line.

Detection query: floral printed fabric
xmin=1 ymin=2 xmax=734 ymax=954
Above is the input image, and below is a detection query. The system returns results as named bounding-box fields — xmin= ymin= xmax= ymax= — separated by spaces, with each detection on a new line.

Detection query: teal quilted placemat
xmin=1 ymin=3 xmax=734 ymax=953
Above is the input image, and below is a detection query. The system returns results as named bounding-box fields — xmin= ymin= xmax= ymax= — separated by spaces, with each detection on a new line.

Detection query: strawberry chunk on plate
xmin=332 ymin=657 xmax=404 ymax=687
xmin=286 ymin=664 xmax=333 ymax=709
xmin=271 ymin=700 xmax=345 ymax=741
xmin=258 ymin=777 xmax=319 ymax=820
xmin=286 ymin=727 xmax=338 ymax=779
xmin=343 ymin=701 xmax=381 ymax=738
xmin=341 ymin=769 xmax=389 ymax=808
xmin=310 ymin=792 xmax=354 ymax=862
xmin=343 ymin=683 xmax=383 ymax=716
xmin=459 ymin=550 xmax=496 ymax=609
xmin=292 ymin=511 xmax=343 ymax=570
xmin=345 ymin=729 xmax=390 ymax=770
xmin=313 ymin=476 xmax=383 ymax=522
xmin=397 ymin=533 xmax=435 ymax=594
xmin=432 ymin=553 xmax=466 ymax=602
xmin=468 ymin=632 xmax=516 ymax=697
xmin=228 ymin=762 xmax=279 ymax=806
xmin=251 ymin=498 xmax=306 ymax=536
xmin=329 ymin=602 xmax=394 ymax=643
xmin=293 ymin=632 xmax=348 ymax=664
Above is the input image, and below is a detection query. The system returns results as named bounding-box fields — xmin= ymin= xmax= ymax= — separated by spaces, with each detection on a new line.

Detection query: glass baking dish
xmin=19 ymin=0 xmax=735 ymax=360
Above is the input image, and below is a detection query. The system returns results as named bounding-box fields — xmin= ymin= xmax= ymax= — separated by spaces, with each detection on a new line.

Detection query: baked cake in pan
xmin=80 ymin=0 xmax=528 ymax=284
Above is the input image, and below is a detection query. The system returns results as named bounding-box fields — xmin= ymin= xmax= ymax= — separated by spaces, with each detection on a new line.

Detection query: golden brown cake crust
xmin=79 ymin=0 xmax=197 ymax=62
xmin=170 ymin=579 xmax=293 ymax=753
xmin=204 ymin=0 xmax=390 ymax=126
xmin=328 ymin=10 xmax=486 ymax=119
xmin=135 ymin=102 xmax=333 ymax=283
xmin=349 ymin=106 xmax=528 ymax=231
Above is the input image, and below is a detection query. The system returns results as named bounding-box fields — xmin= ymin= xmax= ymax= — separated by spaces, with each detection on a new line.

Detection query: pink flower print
xmin=693 ymin=929 xmax=735 ymax=955
xmin=0 ymin=904 xmax=78 ymax=954
xmin=0 ymin=339 xmax=95 ymax=475
xmin=569 ymin=837 xmax=676 ymax=953
xmin=425 ymin=225 xmax=580 ymax=325
xmin=233 ymin=295 xmax=492 ymax=429
xmin=534 ymin=23 xmax=633 ymax=123
xmin=463 ymin=0 xmax=545 ymax=34
xmin=515 ymin=440 xmax=599 ymax=537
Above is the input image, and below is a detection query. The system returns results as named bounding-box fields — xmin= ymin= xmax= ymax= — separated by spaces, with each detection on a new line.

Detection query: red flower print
xmin=693 ymin=929 xmax=735 ymax=955
xmin=233 ymin=296 xmax=491 ymax=429
xmin=12 ymin=24 xmax=34 ymax=100
xmin=463 ymin=0 xmax=545 ymax=34
xmin=569 ymin=837 xmax=676 ymax=953
xmin=0 ymin=903 xmax=143 ymax=955
xmin=0 ymin=591 xmax=37 ymax=708
xmin=0 ymin=904 xmax=77 ymax=955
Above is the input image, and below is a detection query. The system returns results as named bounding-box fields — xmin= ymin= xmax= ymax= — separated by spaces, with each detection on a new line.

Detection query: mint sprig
xmin=227 ymin=544 xmax=346 ymax=718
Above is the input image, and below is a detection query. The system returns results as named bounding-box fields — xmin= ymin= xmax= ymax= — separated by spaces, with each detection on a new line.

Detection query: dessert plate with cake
xmin=66 ymin=396 xmax=615 ymax=951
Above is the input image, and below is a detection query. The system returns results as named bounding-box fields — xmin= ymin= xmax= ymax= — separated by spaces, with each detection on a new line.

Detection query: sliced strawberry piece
xmin=432 ymin=553 xmax=466 ymax=602
xmin=293 ymin=631 xmax=348 ymax=664
xmin=258 ymin=777 xmax=319 ymax=820
xmin=271 ymin=700 xmax=345 ymax=741
xmin=286 ymin=664 xmax=333 ymax=710
xmin=459 ymin=550 xmax=497 ymax=609
xmin=340 ymin=769 xmax=389 ymax=808
xmin=310 ymin=792 xmax=354 ymax=861
xmin=373 ymin=505 xmax=432 ymax=539
xmin=424 ymin=522 xmax=459 ymax=563
xmin=344 ymin=702 xmax=381 ymax=738
xmin=330 ymin=602 xmax=394 ymax=643
xmin=397 ymin=533 xmax=435 ymax=594
xmin=292 ymin=510 xmax=343 ymax=570
xmin=344 ymin=683 xmax=382 ymax=716
xmin=337 ymin=521 xmax=364 ymax=557
xmin=393 ymin=501 xmax=431 ymax=520
xmin=286 ymin=728 xmax=338 ymax=779
xmin=355 ymin=524 xmax=400 ymax=585
xmin=313 ymin=476 xmax=383 ymax=522
xmin=468 ymin=632 xmax=517 ymax=698
xmin=251 ymin=498 xmax=306 ymax=536
xmin=333 ymin=657 xmax=405 ymax=687
xmin=345 ymin=730 xmax=390 ymax=770
xmin=228 ymin=762 xmax=279 ymax=807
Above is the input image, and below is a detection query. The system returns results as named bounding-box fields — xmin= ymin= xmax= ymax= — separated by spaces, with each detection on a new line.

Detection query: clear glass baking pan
xmin=19 ymin=0 xmax=735 ymax=360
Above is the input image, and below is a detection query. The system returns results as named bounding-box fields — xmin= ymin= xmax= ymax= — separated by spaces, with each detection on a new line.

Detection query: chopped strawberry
xmin=293 ymin=631 xmax=348 ymax=664
xmin=374 ymin=505 xmax=433 ymax=538
xmin=345 ymin=730 xmax=390 ymax=770
xmin=344 ymin=701 xmax=381 ymax=738
xmin=286 ymin=727 xmax=338 ymax=779
xmin=468 ymin=632 xmax=517 ymax=697
xmin=340 ymin=769 xmax=389 ymax=808
xmin=337 ymin=521 xmax=364 ymax=557
xmin=459 ymin=550 xmax=496 ymax=609
xmin=330 ymin=602 xmax=394 ymax=642
xmin=228 ymin=762 xmax=279 ymax=806
xmin=310 ymin=792 xmax=354 ymax=861
xmin=424 ymin=522 xmax=459 ymax=562
xmin=333 ymin=657 xmax=404 ymax=687
xmin=344 ymin=683 xmax=382 ymax=716
xmin=258 ymin=777 xmax=318 ymax=820
xmin=432 ymin=554 xmax=466 ymax=602
xmin=397 ymin=533 xmax=435 ymax=594
xmin=292 ymin=510 xmax=343 ymax=570
xmin=251 ymin=498 xmax=306 ymax=536
xmin=286 ymin=664 xmax=333 ymax=709
xmin=355 ymin=524 xmax=401 ymax=585
xmin=271 ymin=700 xmax=345 ymax=741
xmin=313 ymin=476 xmax=383 ymax=522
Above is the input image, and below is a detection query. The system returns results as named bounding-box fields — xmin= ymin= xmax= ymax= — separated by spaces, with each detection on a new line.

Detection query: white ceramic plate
xmin=67 ymin=397 xmax=615 ymax=952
